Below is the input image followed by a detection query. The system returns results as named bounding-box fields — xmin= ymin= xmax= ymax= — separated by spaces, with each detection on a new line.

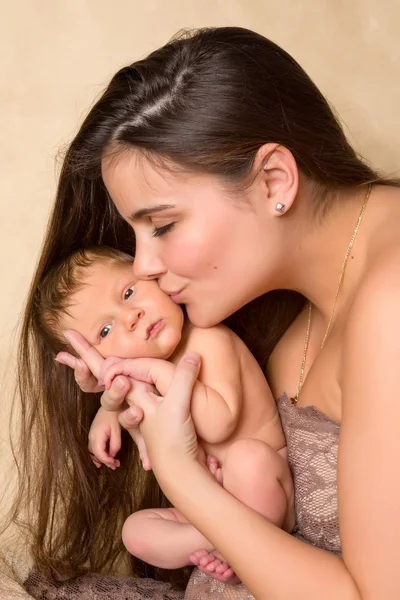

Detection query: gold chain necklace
xmin=290 ymin=184 xmax=372 ymax=406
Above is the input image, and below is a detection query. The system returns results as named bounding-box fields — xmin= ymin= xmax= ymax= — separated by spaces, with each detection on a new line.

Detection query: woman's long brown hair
xmin=9 ymin=26 xmax=399 ymax=589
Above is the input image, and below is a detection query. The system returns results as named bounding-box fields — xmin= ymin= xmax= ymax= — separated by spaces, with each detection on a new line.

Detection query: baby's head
xmin=37 ymin=246 xmax=184 ymax=359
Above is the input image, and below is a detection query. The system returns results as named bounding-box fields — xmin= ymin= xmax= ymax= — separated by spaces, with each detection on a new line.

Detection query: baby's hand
xmin=103 ymin=358 xmax=143 ymax=391
xmin=89 ymin=406 xmax=121 ymax=470
xmin=98 ymin=356 xmax=125 ymax=389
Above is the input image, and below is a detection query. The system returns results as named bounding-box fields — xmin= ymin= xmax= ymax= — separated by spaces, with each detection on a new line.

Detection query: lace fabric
xmin=277 ymin=393 xmax=341 ymax=554
xmin=24 ymin=571 xmax=185 ymax=599
xmin=185 ymin=569 xmax=255 ymax=600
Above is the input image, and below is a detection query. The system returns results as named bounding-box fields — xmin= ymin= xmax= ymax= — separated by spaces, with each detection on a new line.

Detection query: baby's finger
xmin=92 ymin=447 xmax=119 ymax=470
xmin=109 ymin=426 xmax=122 ymax=459
xmin=89 ymin=453 xmax=102 ymax=468
xmin=102 ymin=362 xmax=122 ymax=390
xmin=98 ymin=356 xmax=123 ymax=386
xmin=91 ymin=442 xmax=111 ymax=465
xmin=101 ymin=377 xmax=131 ymax=411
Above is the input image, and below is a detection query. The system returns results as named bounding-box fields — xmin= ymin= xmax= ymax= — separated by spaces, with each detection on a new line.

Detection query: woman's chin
xmin=185 ymin=305 xmax=225 ymax=329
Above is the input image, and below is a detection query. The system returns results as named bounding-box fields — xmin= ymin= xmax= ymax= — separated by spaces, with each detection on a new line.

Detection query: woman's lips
xmin=146 ymin=319 xmax=165 ymax=340
xmin=160 ymin=287 xmax=185 ymax=303
xmin=169 ymin=292 xmax=183 ymax=303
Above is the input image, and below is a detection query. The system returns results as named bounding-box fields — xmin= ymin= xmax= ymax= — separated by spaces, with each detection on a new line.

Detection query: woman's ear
xmin=254 ymin=143 xmax=299 ymax=216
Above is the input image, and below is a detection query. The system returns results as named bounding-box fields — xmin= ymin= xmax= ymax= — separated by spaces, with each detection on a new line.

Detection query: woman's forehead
xmin=103 ymin=151 xmax=189 ymax=194
xmin=102 ymin=150 xmax=223 ymax=217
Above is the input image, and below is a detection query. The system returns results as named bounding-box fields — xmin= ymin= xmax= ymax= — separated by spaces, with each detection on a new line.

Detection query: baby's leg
xmin=221 ymin=438 xmax=294 ymax=531
xmin=122 ymin=507 xmax=214 ymax=569
xmin=190 ymin=440 xmax=294 ymax=582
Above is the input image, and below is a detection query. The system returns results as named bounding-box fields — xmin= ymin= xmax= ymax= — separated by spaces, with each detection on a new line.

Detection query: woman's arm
xmin=338 ymin=258 xmax=400 ymax=600
xmin=126 ymin=271 xmax=400 ymax=599
xmin=161 ymin=461 xmax=359 ymax=600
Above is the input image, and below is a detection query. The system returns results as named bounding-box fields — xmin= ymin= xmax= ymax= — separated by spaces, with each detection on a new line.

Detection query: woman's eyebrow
xmin=130 ymin=204 xmax=175 ymax=221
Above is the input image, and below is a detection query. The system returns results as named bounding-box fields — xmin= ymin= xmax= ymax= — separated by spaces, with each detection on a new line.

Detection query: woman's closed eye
xmin=152 ymin=222 xmax=175 ymax=238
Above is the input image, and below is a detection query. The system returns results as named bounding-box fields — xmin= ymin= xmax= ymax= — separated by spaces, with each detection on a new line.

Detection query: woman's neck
xmin=278 ymin=185 xmax=373 ymax=321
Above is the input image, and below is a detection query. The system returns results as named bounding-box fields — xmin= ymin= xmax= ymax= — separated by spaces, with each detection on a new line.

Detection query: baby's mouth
xmin=146 ymin=319 xmax=165 ymax=340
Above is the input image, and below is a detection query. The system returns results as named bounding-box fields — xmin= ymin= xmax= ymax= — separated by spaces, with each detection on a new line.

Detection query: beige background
xmin=0 ymin=0 xmax=399 ymax=501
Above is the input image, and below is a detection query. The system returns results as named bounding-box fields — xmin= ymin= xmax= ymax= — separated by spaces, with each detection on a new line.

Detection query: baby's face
xmin=61 ymin=260 xmax=184 ymax=359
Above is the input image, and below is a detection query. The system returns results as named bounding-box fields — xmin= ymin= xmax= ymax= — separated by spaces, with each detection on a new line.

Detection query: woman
xmin=16 ymin=26 xmax=400 ymax=599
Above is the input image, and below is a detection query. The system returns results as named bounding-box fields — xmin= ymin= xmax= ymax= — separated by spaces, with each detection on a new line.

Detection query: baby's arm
xmin=103 ymin=326 xmax=242 ymax=444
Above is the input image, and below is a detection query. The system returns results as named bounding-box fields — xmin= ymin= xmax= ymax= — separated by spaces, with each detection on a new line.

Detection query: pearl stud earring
xmin=275 ymin=202 xmax=285 ymax=213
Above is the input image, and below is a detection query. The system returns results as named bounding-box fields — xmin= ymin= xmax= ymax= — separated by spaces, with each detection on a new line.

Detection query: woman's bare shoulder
xmin=350 ymin=244 xmax=400 ymax=318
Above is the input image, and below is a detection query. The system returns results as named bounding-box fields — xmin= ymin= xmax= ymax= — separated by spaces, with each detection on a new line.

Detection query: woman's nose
xmin=133 ymin=242 xmax=166 ymax=280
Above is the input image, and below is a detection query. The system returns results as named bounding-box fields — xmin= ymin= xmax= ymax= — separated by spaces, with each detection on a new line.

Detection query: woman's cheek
xmin=167 ymin=229 xmax=213 ymax=276
xmin=165 ymin=242 xmax=200 ymax=275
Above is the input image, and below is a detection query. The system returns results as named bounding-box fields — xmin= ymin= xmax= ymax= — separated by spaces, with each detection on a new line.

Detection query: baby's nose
xmin=124 ymin=308 xmax=144 ymax=330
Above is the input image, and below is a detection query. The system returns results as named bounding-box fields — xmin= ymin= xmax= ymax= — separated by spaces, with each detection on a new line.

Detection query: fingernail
xmin=127 ymin=407 xmax=139 ymax=423
xmin=114 ymin=377 xmax=125 ymax=390
xmin=183 ymin=352 xmax=200 ymax=366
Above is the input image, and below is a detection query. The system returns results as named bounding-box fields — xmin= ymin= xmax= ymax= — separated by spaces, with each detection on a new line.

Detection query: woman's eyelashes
xmin=151 ymin=222 xmax=175 ymax=238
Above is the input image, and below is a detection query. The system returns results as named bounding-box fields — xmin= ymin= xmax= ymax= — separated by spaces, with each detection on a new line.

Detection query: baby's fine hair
xmin=36 ymin=246 xmax=134 ymax=352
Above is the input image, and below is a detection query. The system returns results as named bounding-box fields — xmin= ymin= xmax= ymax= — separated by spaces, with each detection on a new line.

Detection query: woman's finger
xmin=101 ymin=376 xmax=131 ymax=411
xmin=56 ymin=352 xmax=103 ymax=393
xmin=124 ymin=420 xmax=151 ymax=470
xmin=63 ymin=329 xmax=104 ymax=379
xmin=55 ymin=351 xmax=79 ymax=370
xmin=118 ymin=404 xmax=144 ymax=431
xmin=164 ymin=353 xmax=201 ymax=416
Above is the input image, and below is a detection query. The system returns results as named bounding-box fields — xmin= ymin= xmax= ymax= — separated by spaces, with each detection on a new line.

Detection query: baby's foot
xmin=206 ymin=455 xmax=223 ymax=485
xmin=189 ymin=549 xmax=241 ymax=584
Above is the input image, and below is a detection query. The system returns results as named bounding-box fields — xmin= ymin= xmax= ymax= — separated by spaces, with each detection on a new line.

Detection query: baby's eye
xmin=124 ymin=285 xmax=135 ymax=300
xmin=100 ymin=325 xmax=112 ymax=339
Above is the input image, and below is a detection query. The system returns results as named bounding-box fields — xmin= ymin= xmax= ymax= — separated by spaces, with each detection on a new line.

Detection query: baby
xmin=47 ymin=246 xmax=294 ymax=572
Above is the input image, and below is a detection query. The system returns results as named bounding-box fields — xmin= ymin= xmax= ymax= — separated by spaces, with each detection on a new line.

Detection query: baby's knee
xmin=122 ymin=511 xmax=154 ymax=558
xmin=224 ymin=438 xmax=279 ymax=476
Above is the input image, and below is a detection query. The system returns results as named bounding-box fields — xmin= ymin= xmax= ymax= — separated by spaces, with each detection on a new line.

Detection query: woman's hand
xmin=56 ymin=330 xmax=151 ymax=469
xmin=114 ymin=352 xmax=202 ymax=478
xmin=55 ymin=350 xmax=105 ymax=393
xmin=57 ymin=330 xmax=136 ymax=411
xmin=64 ymin=333 xmax=202 ymax=476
